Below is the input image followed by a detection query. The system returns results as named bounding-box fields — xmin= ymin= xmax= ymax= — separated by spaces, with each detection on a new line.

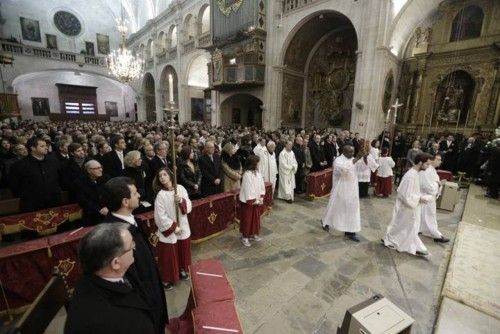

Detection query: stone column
xmin=487 ymin=59 xmax=500 ymax=126
xmin=211 ymin=89 xmax=220 ymax=126
xmin=155 ymin=88 xmax=164 ymax=122
xmin=178 ymin=84 xmax=190 ymax=124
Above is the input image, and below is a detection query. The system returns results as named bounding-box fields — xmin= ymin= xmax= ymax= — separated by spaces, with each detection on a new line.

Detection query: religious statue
xmin=438 ymin=84 xmax=465 ymax=123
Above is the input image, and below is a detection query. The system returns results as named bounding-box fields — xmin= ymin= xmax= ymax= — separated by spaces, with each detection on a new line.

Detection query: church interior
xmin=0 ymin=0 xmax=499 ymax=333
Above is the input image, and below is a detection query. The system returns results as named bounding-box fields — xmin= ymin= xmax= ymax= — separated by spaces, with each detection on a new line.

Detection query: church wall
xmin=12 ymin=70 xmax=135 ymax=121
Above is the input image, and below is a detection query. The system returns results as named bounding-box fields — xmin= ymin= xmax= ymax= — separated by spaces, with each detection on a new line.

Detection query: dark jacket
xmin=72 ymin=174 xmax=109 ymax=226
xmin=323 ymin=142 xmax=337 ymax=166
xmin=9 ymin=155 xmax=62 ymax=212
xmin=64 ymin=274 xmax=156 ymax=334
xmin=309 ymin=142 xmax=326 ymax=172
xmin=62 ymin=158 xmax=85 ymax=192
xmin=178 ymin=160 xmax=202 ymax=199
xmin=199 ymin=154 xmax=223 ymax=197
xmin=102 ymin=150 xmax=125 ymax=178
xmin=102 ymin=214 xmax=168 ymax=334
xmin=123 ymin=166 xmax=148 ymax=202
xmin=149 ymin=155 xmax=170 ymax=177
xmin=292 ymin=144 xmax=306 ymax=175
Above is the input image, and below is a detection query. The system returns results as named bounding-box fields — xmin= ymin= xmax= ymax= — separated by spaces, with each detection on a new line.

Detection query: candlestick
xmin=168 ymin=74 xmax=174 ymax=103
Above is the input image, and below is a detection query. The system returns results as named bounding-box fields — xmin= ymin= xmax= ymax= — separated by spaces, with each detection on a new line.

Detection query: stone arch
xmin=143 ymin=72 xmax=156 ymax=121
xmin=186 ymin=54 xmax=210 ymax=88
xmin=183 ymin=14 xmax=196 ymax=41
xmin=382 ymin=70 xmax=395 ymax=113
xmin=281 ymin=11 xmax=358 ymax=128
xmin=198 ymin=4 xmax=210 ymax=35
xmin=220 ymin=94 xmax=263 ymax=127
xmin=159 ymin=65 xmax=179 ymax=111
xmin=157 ymin=31 xmax=166 ymax=51
xmin=168 ymin=25 xmax=177 ymax=48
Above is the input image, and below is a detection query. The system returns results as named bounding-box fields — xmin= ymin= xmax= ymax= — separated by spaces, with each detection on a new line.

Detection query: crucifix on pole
xmin=388 ymin=98 xmax=403 ymax=156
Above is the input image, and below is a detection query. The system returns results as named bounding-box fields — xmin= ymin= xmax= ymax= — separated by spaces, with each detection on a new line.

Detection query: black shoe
xmin=163 ymin=282 xmax=174 ymax=290
xmin=180 ymin=272 xmax=190 ymax=281
xmin=286 ymin=199 xmax=293 ymax=204
xmin=418 ymin=232 xmax=422 ymax=235
xmin=345 ymin=233 xmax=360 ymax=242
xmin=416 ymin=251 xmax=429 ymax=256
xmin=434 ymin=237 xmax=450 ymax=243
xmin=322 ymin=224 xmax=330 ymax=232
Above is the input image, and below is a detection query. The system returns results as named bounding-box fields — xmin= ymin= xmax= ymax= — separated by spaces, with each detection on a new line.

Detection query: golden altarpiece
xmin=396 ymin=0 xmax=500 ymax=137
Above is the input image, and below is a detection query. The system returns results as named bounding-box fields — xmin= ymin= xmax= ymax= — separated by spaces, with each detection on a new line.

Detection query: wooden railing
xmin=0 ymin=41 xmax=106 ymax=67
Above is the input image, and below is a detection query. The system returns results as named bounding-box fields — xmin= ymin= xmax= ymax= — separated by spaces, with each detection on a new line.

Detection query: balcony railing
xmin=198 ymin=32 xmax=211 ymax=48
xmin=282 ymin=0 xmax=320 ymax=14
xmin=182 ymin=39 xmax=195 ymax=55
xmin=1 ymin=41 xmax=106 ymax=67
xmin=145 ymin=58 xmax=154 ymax=69
xmin=168 ymin=47 xmax=177 ymax=60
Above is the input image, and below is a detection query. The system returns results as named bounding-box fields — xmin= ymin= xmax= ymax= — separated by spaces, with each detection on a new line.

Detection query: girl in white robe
xmin=153 ymin=168 xmax=192 ymax=289
xmin=355 ymin=154 xmax=379 ymax=197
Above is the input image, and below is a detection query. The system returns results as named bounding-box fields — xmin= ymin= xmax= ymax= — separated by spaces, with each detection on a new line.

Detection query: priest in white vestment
xmin=257 ymin=140 xmax=278 ymax=196
xmin=383 ymin=153 xmax=434 ymax=256
xmin=419 ymin=154 xmax=449 ymax=243
xmin=278 ymin=141 xmax=298 ymax=203
xmin=322 ymin=145 xmax=362 ymax=242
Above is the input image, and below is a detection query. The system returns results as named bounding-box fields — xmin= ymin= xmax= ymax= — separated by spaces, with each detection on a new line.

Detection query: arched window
xmin=450 ymin=5 xmax=483 ymax=42
xmin=169 ymin=26 xmax=177 ymax=48
xmin=200 ymin=6 xmax=210 ymax=34
xmin=158 ymin=32 xmax=166 ymax=51
xmin=184 ymin=14 xmax=196 ymax=41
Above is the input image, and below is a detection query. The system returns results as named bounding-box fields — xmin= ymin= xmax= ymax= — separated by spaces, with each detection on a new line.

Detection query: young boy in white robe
xmin=419 ymin=153 xmax=449 ymax=243
xmin=383 ymin=153 xmax=434 ymax=256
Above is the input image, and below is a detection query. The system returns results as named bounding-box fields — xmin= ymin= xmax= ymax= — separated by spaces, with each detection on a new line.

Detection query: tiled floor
xmin=46 ymin=188 xmax=464 ymax=333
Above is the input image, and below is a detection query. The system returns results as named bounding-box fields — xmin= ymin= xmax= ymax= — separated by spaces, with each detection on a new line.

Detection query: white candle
xmin=168 ymin=74 xmax=174 ymax=103
xmin=386 ymin=109 xmax=391 ymax=122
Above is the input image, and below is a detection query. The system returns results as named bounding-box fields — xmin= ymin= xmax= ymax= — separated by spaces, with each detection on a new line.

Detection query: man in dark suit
xmin=439 ymin=135 xmax=458 ymax=172
xmin=309 ymin=134 xmax=327 ymax=172
xmin=199 ymin=141 xmax=223 ymax=197
xmin=9 ymin=137 xmax=62 ymax=212
xmin=65 ymin=223 xmax=157 ymax=334
xmin=101 ymin=177 xmax=168 ymax=334
xmin=102 ymin=135 xmax=127 ymax=177
xmin=149 ymin=141 xmax=170 ymax=176
xmin=72 ymin=160 xmax=110 ymax=226
xmin=292 ymin=136 xmax=306 ymax=194
xmin=62 ymin=143 xmax=87 ymax=191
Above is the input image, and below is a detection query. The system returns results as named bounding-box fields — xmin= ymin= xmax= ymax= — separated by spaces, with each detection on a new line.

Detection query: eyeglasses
xmin=119 ymin=241 xmax=136 ymax=256
xmin=89 ymin=166 xmax=103 ymax=170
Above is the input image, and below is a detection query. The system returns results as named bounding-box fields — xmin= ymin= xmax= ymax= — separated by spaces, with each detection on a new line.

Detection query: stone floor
xmin=46 ymin=189 xmax=464 ymax=334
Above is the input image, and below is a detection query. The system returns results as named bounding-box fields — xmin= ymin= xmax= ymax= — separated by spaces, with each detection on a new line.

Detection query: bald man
xmin=73 ymin=159 xmax=110 ymax=226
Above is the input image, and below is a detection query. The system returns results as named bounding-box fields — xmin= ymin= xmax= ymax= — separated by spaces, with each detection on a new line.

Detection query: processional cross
xmin=388 ymin=98 xmax=403 ymax=156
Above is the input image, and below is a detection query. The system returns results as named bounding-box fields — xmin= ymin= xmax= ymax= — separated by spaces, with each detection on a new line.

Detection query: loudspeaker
xmin=337 ymin=295 xmax=414 ymax=334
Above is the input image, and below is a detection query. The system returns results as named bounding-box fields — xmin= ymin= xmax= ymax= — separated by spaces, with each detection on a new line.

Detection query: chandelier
xmin=108 ymin=5 xmax=143 ymax=83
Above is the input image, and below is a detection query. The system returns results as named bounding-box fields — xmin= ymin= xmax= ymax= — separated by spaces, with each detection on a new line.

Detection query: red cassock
xmin=158 ymin=242 xmax=179 ymax=284
xmin=177 ymin=238 xmax=191 ymax=273
xmin=375 ymin=176 xmax=392 ymax=196
xmin=239 ymin=200 xmax=262 ymax=238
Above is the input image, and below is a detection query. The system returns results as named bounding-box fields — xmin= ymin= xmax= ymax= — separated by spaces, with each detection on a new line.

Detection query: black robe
xmin=102 ymin=214 xmax=168 ymax=334
xmin=64 ymin=274 xmax=156 ymax=334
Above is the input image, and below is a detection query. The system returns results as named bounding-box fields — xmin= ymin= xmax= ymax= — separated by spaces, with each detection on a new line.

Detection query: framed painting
xmin=85 ymin=41 xmax=95 ymax=56
xmin=46 ymin=34 xmax=58 ymax=50
xmin=20 ymin=17 xmax=41 ymax=42
xmin=31 ymin=98 xmax=50 ymax=116
xmin=96 ymin=33 xmax=110 ymax=54
xmin=105 ymin=101 xmax=118 ymax=117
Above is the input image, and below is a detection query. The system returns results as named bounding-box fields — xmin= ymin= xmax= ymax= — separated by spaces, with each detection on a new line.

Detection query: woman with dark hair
xmin=153 ymin=168 xmax=192 ymax=290
xmin=177 ymin=146 xmax=202 ymax=199
xmin=237 ymin=134 xmax=254 ymax=167
xmin=239 ymin=155 xmax=265 ymax=247
xmin=221 ymin=142 xmax=242 ymax=192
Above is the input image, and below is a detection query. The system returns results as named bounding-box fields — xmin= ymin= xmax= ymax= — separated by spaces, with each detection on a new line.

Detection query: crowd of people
xmin=1 ymin=119 xmax=499 ymax=334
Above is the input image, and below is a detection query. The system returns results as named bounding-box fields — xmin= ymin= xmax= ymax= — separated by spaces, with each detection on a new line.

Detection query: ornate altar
xmin=208 ymin=0 xmax=266 ymax=90
xmin=396 ymin=0 xmax=500 ymax=137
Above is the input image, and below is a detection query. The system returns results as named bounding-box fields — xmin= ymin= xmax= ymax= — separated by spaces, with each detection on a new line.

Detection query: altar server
xmin=239 ymin=155 xmax=266 ymax=247
xmin=383 ymin=153 xmax=434 ymax=256
xmin=375 ymin=147 xmax=395 ymax=197
xmin=321 ymin=145 xmax=362 ymax=242
xmin=278 ymin=141 xmax=298 ymax=203
xmin=355 ymin=140 xmax=379 ymax=198
xmin=153 ymin=168 xmax=192 ymax=290
xmin=419 ymin=153 xmax=449 ymax=243
xmin=257 ymin=140 xmax=278 ymax=196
